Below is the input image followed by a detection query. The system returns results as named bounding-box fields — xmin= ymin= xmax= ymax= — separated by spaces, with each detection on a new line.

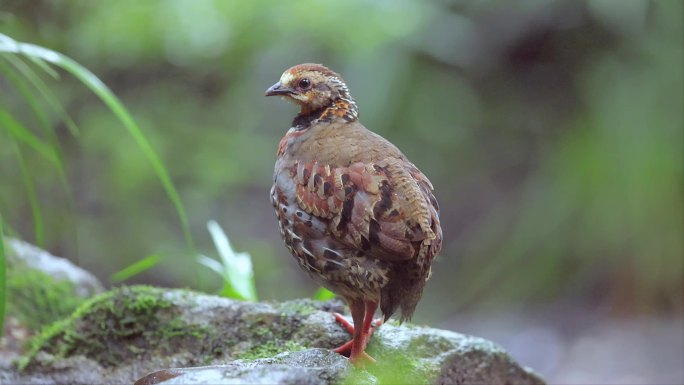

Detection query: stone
xmin=3 ymin=285 xmax=545 ymax=385
xmin=1 ymin=237 xmax=104 ymax=362
xmin=4 ymin=237 xmax=104 ymax=298
xmin=135 ymin=349 xmax=348 ymax=385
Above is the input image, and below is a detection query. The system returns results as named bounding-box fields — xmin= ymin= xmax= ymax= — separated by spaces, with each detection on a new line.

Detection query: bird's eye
xmin=298 ymin=78 xmax=311 ymax=90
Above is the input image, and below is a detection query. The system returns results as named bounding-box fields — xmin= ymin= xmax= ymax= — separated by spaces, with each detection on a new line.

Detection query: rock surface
xmin=2 ymin=285 xmax=545 ymax=385
xmin=4 ymin=237 xmax=104 ymax=297
xmin=1 ymin=237 xmax=104 ymax=364
xmin=135 ymin=349 xmax=348 ymax=385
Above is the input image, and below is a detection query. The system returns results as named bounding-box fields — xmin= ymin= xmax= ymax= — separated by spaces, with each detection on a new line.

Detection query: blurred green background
xmin=1 ymin=0 xmax=682 ymax=383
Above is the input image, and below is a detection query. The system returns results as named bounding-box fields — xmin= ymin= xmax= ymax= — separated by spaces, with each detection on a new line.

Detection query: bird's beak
xmin=265 ymin=82 xmax=294 ymax=97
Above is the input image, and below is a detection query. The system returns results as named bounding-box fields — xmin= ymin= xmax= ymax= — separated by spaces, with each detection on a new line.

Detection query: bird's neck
xmin=320 ymin=98 xmax=358 ymax=123
xmin=293 ymin=98 xmax=358 ymax=130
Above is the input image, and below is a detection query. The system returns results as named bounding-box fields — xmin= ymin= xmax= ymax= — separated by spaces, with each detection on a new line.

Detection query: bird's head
xmin=265 ymin=63 xmax=357 ymax=119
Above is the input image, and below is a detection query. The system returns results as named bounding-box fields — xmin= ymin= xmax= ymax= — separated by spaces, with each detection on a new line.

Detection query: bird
xmin=266 ymin=63 xmax=442 ymax=364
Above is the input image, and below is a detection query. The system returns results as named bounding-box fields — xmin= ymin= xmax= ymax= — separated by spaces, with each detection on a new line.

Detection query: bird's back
xmin=282 ymin=119 xmax=404 ymax=164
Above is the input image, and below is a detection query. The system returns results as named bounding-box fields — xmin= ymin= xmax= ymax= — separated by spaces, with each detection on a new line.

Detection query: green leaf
xmin=12 ymin=141 xmax=44 ymax=246
xmin=0 ymin=109 xmax=62 ymax=168
xmin=0 ymin=54 xmax=79 ymax=137
xmin=0 ymin=58 xmax=56 ymax=142
xmin=0 ymin=214 xmax=6 ymax=336
xmin=110 ymin=254 xmax=164 ymax=283
xmin=0 ymin=58 xmax=73 ymax=197
xmin=198 ymin=220 xmax=258 ymax=301
xmin=26 ymin=55 xmax=60 ymax=79
xmin=313 ymin=287 xmax=336 ymax=301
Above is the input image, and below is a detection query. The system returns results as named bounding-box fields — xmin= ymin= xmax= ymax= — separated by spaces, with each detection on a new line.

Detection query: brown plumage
xmin=266 ymin=63 xmax=442 ymax=363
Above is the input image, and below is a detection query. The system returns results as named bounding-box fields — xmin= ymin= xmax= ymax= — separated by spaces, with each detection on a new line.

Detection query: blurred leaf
xmin=0 ymin=109 xmax=66 ymax=247
xmin=199 ymin=220 xmax=257 ymax=301
xmin=12 ymin=141 xmax=44 ymax=246
xmin=110 ymin=254 xmax=164 ymax=283
xmin=0 ymin=32 xmax=194 ymax=251
xmin=313 ymin=287 xmax=336 ymax=301
xmin=0 ymin=57 xmax=72 ymax=201
xmin=197 ymin=254 xmax=224 ymax=275
xmin=0 ymin=215 xmax=5 ymax=335
xmin=0 ymin=58 xmax=58 ymax=146
xmin=0 ymin=54 xmax=79 ymax=137
xmin=0 ymin=109 xmax=62 ymax=168
xmin=25 ymin=55 xmax=60 ymax=79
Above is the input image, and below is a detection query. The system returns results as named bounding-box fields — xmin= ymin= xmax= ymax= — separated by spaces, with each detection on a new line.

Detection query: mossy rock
xmin=7 ymin=268 xmax=87 ymax=331
xmin=13 ymin=286 xmax=346 ymax=382
xmin=4 ymin=237 xmax=104 ymax=332
xmin=20 ymin=286 xmax=212 ymax=370
xmin=6 ymin=285 xmax=544 ymax=384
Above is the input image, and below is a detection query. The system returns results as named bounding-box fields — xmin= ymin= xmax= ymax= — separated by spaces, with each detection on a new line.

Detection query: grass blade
xmin=0 ymin=109 xmax=64 ymax=179
xmin=0 ymin=214 xmax=6 ymax=336
xmin=12 ymin=141 xmax=44 ymax=246
xmin=0 ymin=32 xmax=194 ymax=251
xmin=0 ymin=58 xmax=73 ymax=197
xmin=67 ymin=64 xmax=196 ymax=250
xmin=197 ymin=254 xmax=225 ymax=275
xmin=0 ymin=58 xmax=55 ymax=140
xmin=202 ymin=220 xmax=258 ymax=301
xmin=110 ymin=254 xmax=164 ymax=283
xmin=26 ymin=55 xmax=60 ymax=79
xmin=0 ymin=54 xmax=79 ymax=137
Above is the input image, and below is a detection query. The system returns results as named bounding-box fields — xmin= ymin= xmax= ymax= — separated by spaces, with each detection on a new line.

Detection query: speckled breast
xmin=270 ymin=157 xmax=389 ymax=301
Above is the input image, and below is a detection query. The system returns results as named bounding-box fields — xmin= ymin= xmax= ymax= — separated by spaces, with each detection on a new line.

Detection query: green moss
xmin=338 ymin=330 xmax=445 ymax=385
xmin=406 ymin=334 xmax=453 ymax=356
xmin=7 ymin=267 xmax=86 ymax=330
xmin=235 ymin=308 xmax=308 ymax=360
xmin=19 ymin=285 xmax=210 ymax=370
xmin=343 ymin=349 xmax=436 ymax=385
xmin=242 ymin=311 xmax=299 ymax=343
xmin=238 ymin=340 xmax=305 ymax=360
xmin=393 ymin=319 xmax=416 ymax=328
xmin=254 ymin=325 xmax=274 ymax=338
xmin=279 ymin=300 xmax=318 ymax=317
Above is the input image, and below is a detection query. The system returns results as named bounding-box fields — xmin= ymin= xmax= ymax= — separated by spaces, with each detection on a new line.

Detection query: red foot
xmin=350 ymin=350 xmax=376 ymax=365
xmin=332 ymin=312 xmax=383 ymax=357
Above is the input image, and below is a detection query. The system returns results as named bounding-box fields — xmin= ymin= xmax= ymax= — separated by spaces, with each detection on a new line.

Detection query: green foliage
xmin=313 ymin=287 xmax=336 ymax=301
xmin=0 ymin=31 xmax=193 ymax=252
xmin=110 ymin=254 xmax=164 ymax=283
xmin=198 ymin=220 xmax=258 ymax=301
xmin=343 ymin=354 xmax=434 ymax=385
xmin=0 ymin=216 xmax=5 ymax=335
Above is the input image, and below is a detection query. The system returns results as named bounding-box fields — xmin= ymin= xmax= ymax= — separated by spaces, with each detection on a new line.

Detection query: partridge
xmin=266 ymin=64 xmax=442 ymax=364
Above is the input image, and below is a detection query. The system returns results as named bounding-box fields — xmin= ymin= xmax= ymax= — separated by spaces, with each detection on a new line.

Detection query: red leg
xmin=360 ymin=301 xmax=380 ymax=347
xmin=333 ymin=339 xmax=353 ymax=355
xmin=332 ymin=300 xmax=383 ymax=364
xmin=348 ymin=300 xmax=370 ymax=364
xmin=333 ymin=313 xmax=355 ymax=334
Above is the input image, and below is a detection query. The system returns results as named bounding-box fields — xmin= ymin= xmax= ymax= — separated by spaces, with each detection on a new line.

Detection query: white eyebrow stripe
xmin=280 ymin=71 xmax=295 ymax=86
